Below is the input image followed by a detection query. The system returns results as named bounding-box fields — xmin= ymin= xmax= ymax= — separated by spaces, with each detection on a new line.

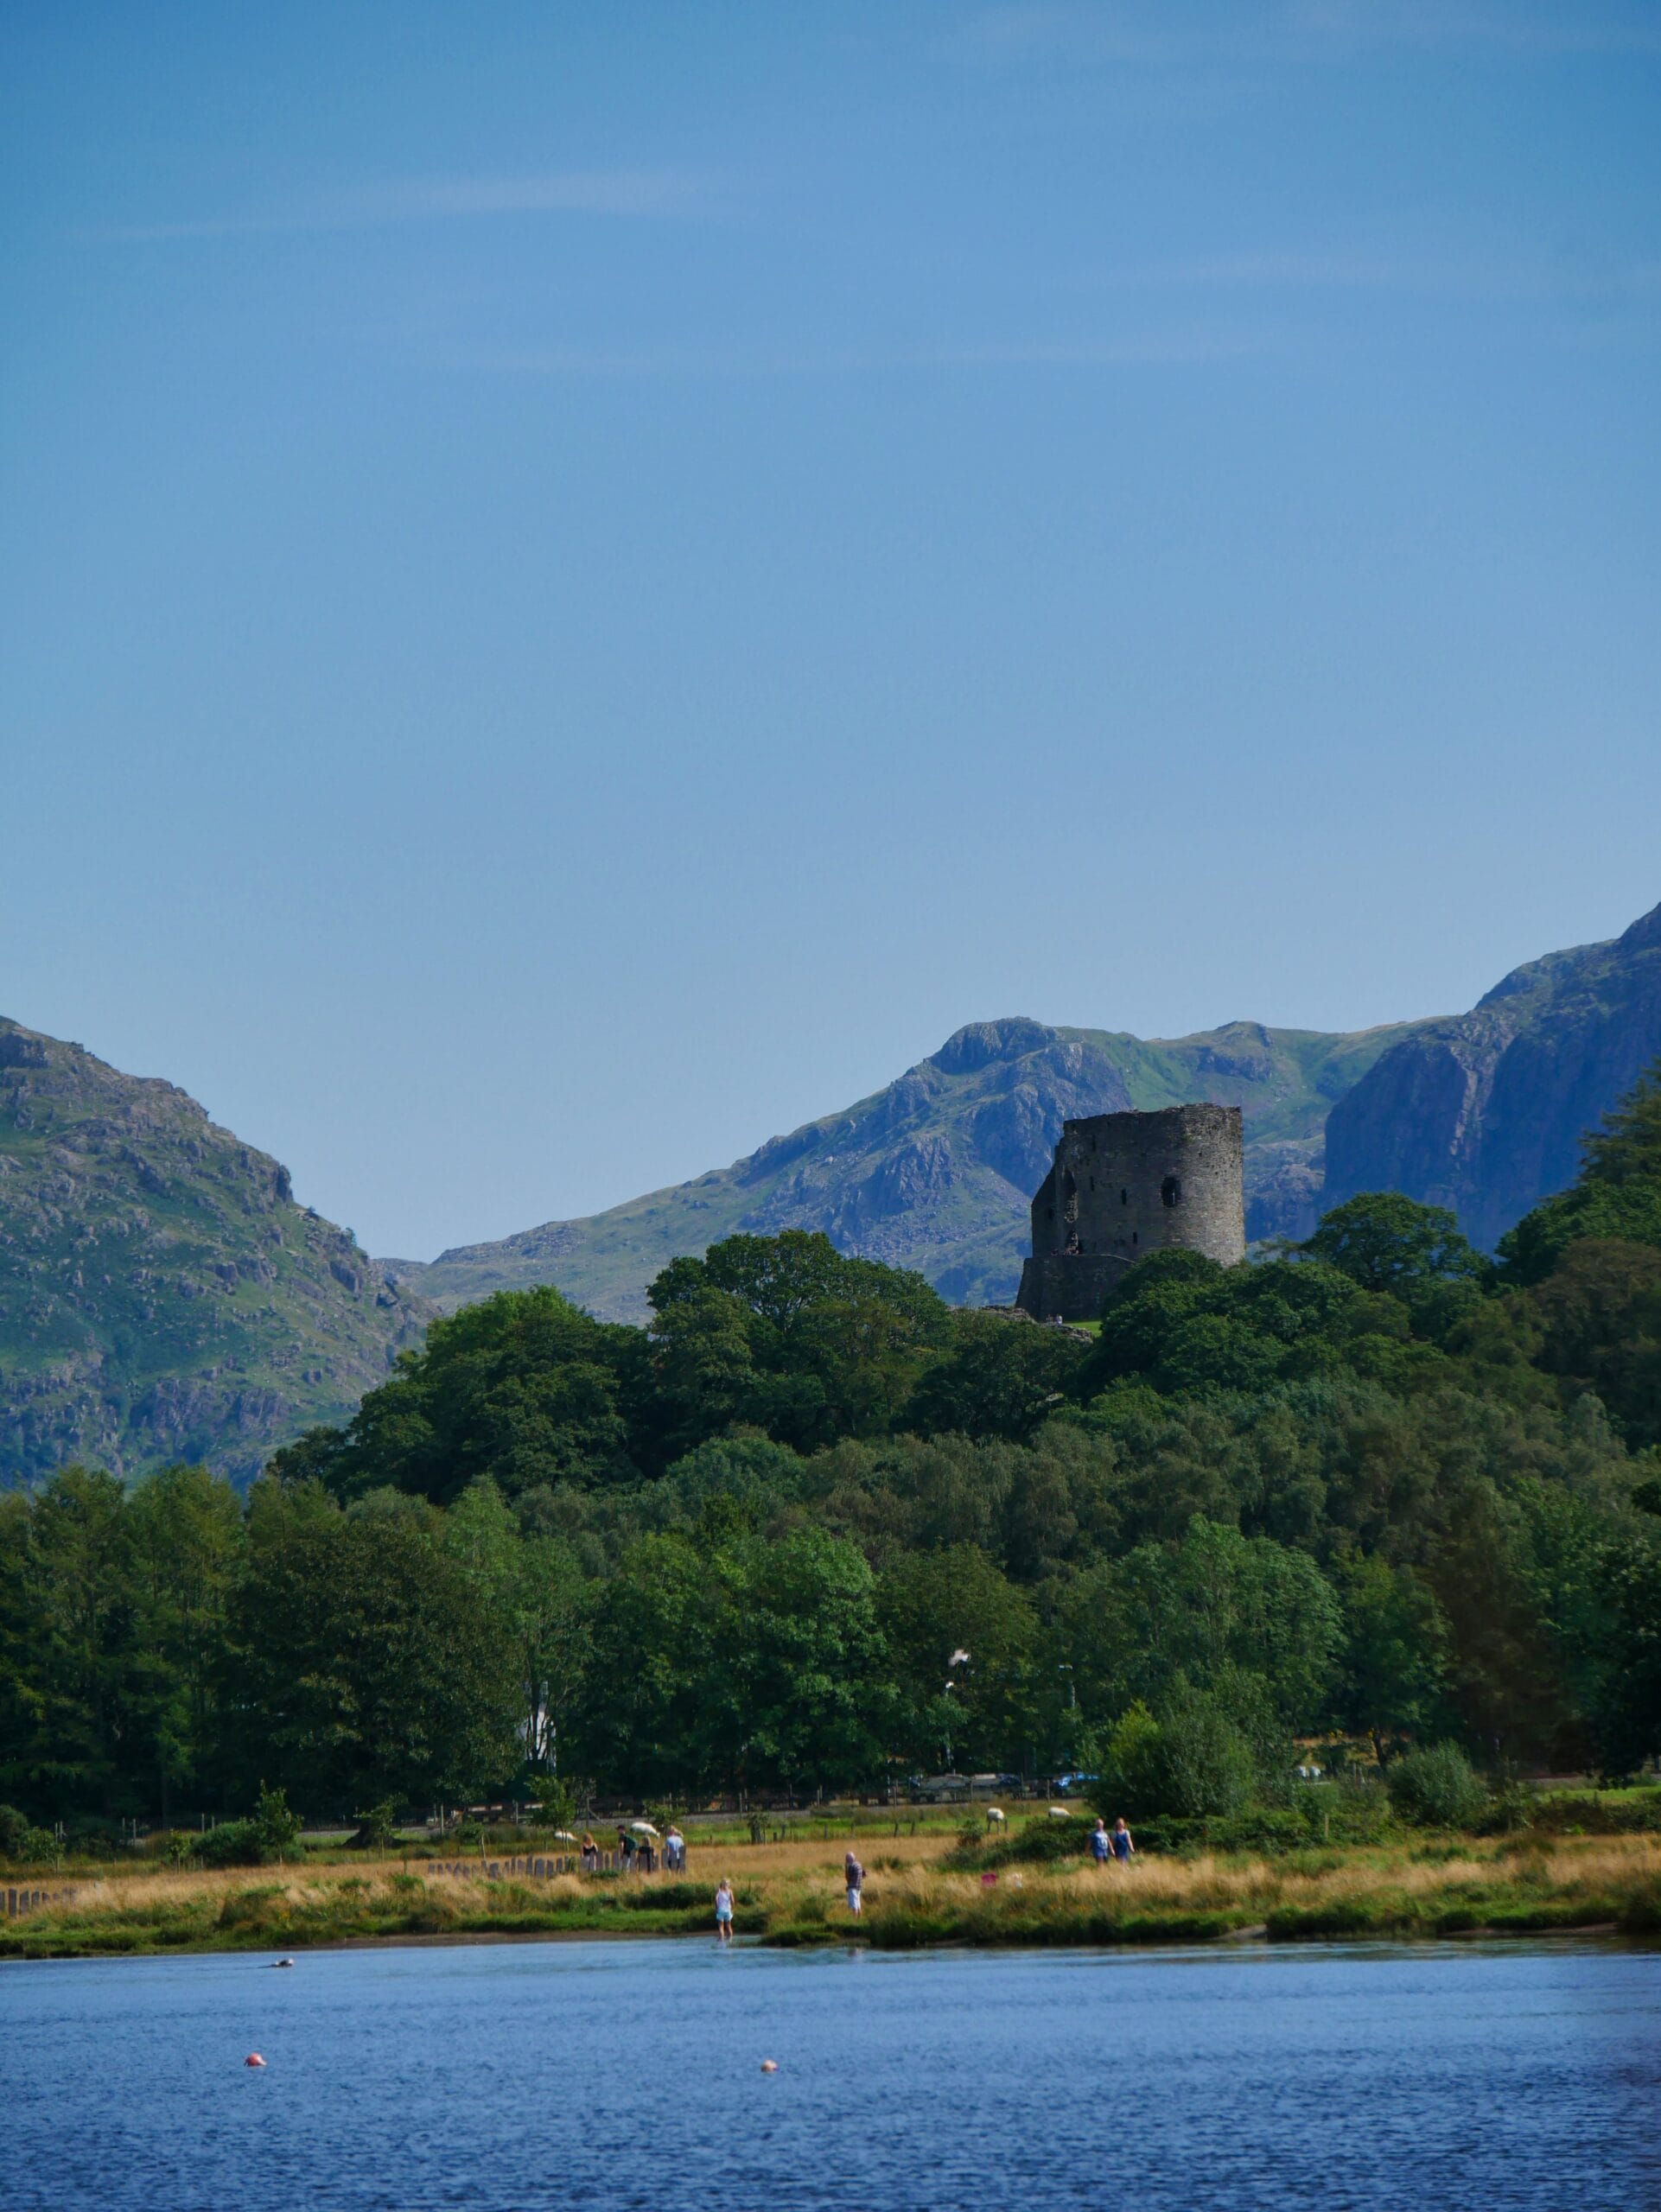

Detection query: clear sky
xmin=3 ymin=2 xmax=1658 ymax=1259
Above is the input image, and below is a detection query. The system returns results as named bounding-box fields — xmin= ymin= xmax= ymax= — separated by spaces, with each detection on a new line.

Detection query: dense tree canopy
xmin=4 ymin=1124 xmax=1661 ymax=1834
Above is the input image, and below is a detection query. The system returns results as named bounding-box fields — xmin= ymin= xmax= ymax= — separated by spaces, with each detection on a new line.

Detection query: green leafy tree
xmin=697 ymin=1527 xmax=894 ymax=1796
xmin=1529 ymin=1240 xmax=1661 ymax=1446
xmin=309 ymin=1287 xmax=643 ymax=1505
xmin=901 ymin=1311 xmax=1088 ymax=1442
xmin=1333 ymin=1554 xmax=1452 ymax=1762
xmin=1076 ymin=1247 xmax=1439 ymax=1402
xmin=124 ymin=1463 xmax=244 ymax=1825
xmin=1500 ymin=1060 xmax=1661 ymax=1282
xmin=6 ymin=1467 xmax=139 ymax=1820
xmin=1588 ymin=1532 xmax=1661 ymax=1775
xmin=1053 ymin=1518 xmax=1342 ymax=1736
xmin=565 ymin=1534 xmax=712 ymax=1797
xmin=223 ymin=1478 xmax=520 ymax=1812
xmin=875 ymin=1543 xmax=1039 ymax=1771
xmin=1301 ymin=1192 xmax=1485 ymax=1318
xmin=438 ymin=1477 xmax=591 ymax=1777
xmin=648 ymin=1231 xmax=951 ymax=1452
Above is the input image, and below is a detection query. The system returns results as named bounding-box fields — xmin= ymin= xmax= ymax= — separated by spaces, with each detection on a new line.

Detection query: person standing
xmin=715 ymin=1878 xmax=735 ymax=1943
xmin=1111 ymin=1818 xmax=1135 ymax=1866
xmin=665 ymin=1825 xmax=686 ymax=1872
xmin=844 ymin=1851 xmax=864 ymax=1918
xmin=1090 ymin=1817 xmax=1111 ymax=1870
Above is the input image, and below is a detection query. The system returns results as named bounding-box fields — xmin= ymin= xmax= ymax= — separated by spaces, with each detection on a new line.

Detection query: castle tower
xmin=1015 ymin=1103 xmax=1244 ymax=1322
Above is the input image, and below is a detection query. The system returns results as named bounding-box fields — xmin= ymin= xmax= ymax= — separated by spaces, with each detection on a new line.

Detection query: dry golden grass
xmin=10 ymin=1827 xmax=1658 ymax=1956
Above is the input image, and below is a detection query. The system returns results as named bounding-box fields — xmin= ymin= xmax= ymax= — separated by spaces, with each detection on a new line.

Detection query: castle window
xmin=1120 ymin=1187 xmax=1128 ymax=1205
xmin=1161 ymin=1176 xmax=1181 ymax=1208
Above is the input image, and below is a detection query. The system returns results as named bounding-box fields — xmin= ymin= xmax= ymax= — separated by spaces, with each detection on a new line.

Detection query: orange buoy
xmin=760 ymin=2059 xmax=779 ymax=2073
xmin=245 ymin=2054 xmax=267 ymax=2068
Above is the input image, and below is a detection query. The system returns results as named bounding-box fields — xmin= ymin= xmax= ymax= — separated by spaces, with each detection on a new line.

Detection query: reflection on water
xmin=3 ymin=1939 xmax=1658 ymax=2210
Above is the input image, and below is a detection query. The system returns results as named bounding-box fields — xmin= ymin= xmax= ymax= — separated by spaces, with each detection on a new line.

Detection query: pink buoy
xmin=245 ymin=2054 xmax=267 ymax=2068
xmin=760 ymin=2058 xmax=779 ymax=2073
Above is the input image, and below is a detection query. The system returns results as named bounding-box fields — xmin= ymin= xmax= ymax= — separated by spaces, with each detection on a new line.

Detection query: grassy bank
xmin=3 ymin=1825 xmax=1658 ymax=1960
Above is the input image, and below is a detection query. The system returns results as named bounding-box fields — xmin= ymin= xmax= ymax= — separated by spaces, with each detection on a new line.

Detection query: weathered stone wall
xmin=1016 ymin=1103 xmax=1244 ymax=1319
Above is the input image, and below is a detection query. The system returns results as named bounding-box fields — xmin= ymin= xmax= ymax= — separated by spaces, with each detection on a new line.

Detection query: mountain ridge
xmin=0 ymin=1019 xmax=434 ymax=1486
xmin=386 ymin=1013 xmax=1432 ymax=1322
xmin=7 ymin=896 xmax=1660 ymax=1484
xmin=1324 ymin=901 xmax=1661 ymax=1248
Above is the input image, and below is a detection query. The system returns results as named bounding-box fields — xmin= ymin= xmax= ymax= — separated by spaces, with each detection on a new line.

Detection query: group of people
xmin=576 ymin=1824 xmax=688 ymax=1874
xmin=1090 ymin=1818 xmax=1136 ymax=1867
xmin=710 ymin=1824 xmax=1130 ymax=1942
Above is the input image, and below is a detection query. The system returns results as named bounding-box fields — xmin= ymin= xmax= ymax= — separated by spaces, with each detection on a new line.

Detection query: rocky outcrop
xmin=1324 ymin=901 xmax=1661 ymax=1249
xmin=0 ymin=1019 xmax=434 ymax=1488
xmin=395 ymin=1013 xmax=1426 ymax=1319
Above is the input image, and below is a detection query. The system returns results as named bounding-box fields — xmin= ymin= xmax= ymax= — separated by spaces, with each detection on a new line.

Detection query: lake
xmin=3 ymin=1938 xmax=1657 ymax=2210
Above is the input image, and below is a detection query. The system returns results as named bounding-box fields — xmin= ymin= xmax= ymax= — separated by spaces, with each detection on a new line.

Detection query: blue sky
xmin=3 ymin=1 xmax=1658 ymax=1258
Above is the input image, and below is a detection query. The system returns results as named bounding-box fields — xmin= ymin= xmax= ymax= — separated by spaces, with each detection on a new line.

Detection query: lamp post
xmin=944 ymin=1648 xmax=970 ymax=1775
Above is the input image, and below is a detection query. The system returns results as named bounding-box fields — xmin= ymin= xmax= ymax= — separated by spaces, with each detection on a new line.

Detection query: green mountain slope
xmin=389 ymin=1014 xmax=1428 ymax=1322
xmin=0 ymin=1019 xmax=434 ymax=1486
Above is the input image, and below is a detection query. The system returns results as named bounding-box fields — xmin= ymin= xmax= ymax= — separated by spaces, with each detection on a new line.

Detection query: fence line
xmin=4 ymin=1885 xmax=76 ymax=1919
xmin=426 ymin=1853 xmax=679 ymax=1879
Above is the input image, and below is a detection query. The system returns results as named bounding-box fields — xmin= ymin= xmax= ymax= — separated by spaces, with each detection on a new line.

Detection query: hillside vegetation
xmin=0 ymin=1020 xmax=431 ymax=1485
xmin=5 ymin=1066 xmax=1660 ymax=1840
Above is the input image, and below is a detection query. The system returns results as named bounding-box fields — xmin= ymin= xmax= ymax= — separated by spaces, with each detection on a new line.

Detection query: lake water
xmin=3 ymin=1938 xmax=1658 ymax=2210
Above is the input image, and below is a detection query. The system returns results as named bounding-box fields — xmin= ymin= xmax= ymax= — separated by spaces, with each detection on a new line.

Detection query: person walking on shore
xmin=1111 ymin=1818 xmax=1135 ymax=1865
xmin=844 ymin=1852 xmax=864 ymax=1918
xmin=715 ymin=1878 xmax=735 ymax=1943
xmin=1091 ymin=1818 xmax=1111 ymax=1869
xmin=665 ymin=1825 xmax=686 ymax=1872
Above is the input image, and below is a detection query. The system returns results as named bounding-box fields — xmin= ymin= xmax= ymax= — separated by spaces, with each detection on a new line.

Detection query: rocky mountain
xmin=1324 ymin=899 xmax=1661 ymax=1250
xmin=0 ymin=1020 xmax=433 ymax=1487
xmin=10 ymin=897 xmax=1657 ymax=1483
xmin=388 ymin=1015 xmax=1426 ymax=1323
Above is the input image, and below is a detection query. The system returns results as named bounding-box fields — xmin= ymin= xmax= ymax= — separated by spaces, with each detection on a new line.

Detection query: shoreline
xmin=3 ymin=1918 xmax=1654 ymax=1968
xmin=4 ymin=1827 xmax=1658 ymax=1964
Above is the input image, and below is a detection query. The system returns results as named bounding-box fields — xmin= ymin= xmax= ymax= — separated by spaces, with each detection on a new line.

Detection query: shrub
xmin=1473 ymin=1781 xmax=1537 ymax=1836
xmin=0 ymin=1804 xmax=29 ymax=1859
xmin=194 ymin=1820 xmax=265 ymax=1868
xmin=1384 ymin=1742 xmax=1488 ymax=1828
xmin=1092 ymin=1692 xmax=1256 ymax=1824
xmin=253 ymin=1784 xmax=302 ymax=1859
xmin=348 ymin=1799 xmax=398 ymax=1851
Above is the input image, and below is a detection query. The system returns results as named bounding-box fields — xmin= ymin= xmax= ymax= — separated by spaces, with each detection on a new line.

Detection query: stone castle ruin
xmin=1015 ymin=1103 xmax=1245 ymax=1322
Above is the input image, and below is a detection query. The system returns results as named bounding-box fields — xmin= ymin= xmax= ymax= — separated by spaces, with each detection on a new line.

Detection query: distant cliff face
xmin=1324 ymin=903 xmax=1661 ymax=1250
xmin=392 ymin=1015 xmax=1421 ymax=1321
xmin=0 ymin=1020 xmax=434 ymax=1487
